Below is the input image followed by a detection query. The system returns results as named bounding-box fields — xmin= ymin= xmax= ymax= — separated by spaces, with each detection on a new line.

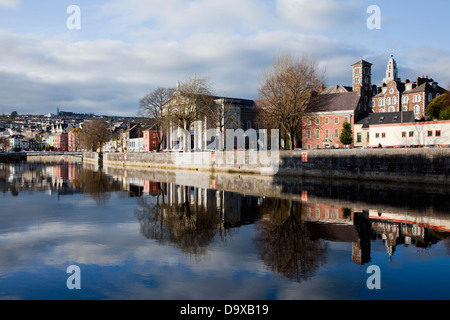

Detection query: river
xmin=0 ymin=161 xmax=449 ymax=300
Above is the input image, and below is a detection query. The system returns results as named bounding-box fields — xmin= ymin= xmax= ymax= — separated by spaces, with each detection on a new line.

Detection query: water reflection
xmin=1 ymin=161 xmax=449 ymax=287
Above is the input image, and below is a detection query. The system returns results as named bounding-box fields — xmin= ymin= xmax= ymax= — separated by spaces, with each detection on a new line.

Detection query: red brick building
xmin=52 ymin=132 xmax=68 ymax=151
xmin=143 ymin=127 xmax=161 ymax=152
xmin=370 ymin=56 xmax=446 ymax=119
xmin=302 ymin=92 xmax=366 ymax=149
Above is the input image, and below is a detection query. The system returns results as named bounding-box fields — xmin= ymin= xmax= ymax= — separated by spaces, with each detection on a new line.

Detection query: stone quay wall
xmin=26 ymin=152 xmax=83 ymax=164
xmin=82 ymin=148 xmax=449 ymax=185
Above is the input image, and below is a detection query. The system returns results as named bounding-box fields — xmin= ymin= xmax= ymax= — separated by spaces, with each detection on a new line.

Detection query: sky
xmin=0 ymin=0 xmax=449 ymax=117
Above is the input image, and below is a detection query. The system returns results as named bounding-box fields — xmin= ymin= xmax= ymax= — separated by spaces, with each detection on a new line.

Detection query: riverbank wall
xmin=26 ymin=152 xmax=83 ymax=163
xmin=83 ymin=148 xmax=450 ymax=185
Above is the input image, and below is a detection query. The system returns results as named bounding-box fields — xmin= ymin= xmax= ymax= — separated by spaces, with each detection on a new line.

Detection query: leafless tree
xmin=0 ymin=137 xmax=9 ymax=152
xmin=139 ymin=87 xmax=175 ymax=151
xmin=257 ymin=52 xmax=324 ymax=149
xmin=170 ymin=76 xmax=216 ymax=131
xmin=79 ymin=118 xmax=111 ymax=152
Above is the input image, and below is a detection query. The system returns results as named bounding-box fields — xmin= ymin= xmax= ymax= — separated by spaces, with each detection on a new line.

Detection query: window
xmin=334 ymin=129 xmax=339 ymax=138
xmin=382 ymin=133 xmax=386 ymax=138
xmin=428 ymin=93 xmax=433 ymax=101
xmin=357 ymin=133 xmax=362 ymax=143
xmin=325 ymin=129 xmax=329 ymax=139
xmin=436 ymin=130 xmax=441 ymax=137
xmin=428 ymin=131 xmax=433 ymax=137
xmin=315 ymin=118 xmax=320 ymax=125
xmin=409 ymin=131 xmax=414 ymax=137
xmin=315 ymin=130 xmax=320 ymax=139
xmin=306 ymin=119 xmax=312 ymax=125
xmin=393 ymin=97 xmax=397 ymax=104
xmin=402 ymin=132 xmax=406 ymax=138
xmin=354 ymin=77 xmax=360 ymax=84
xmin=334 ymin=117 xmax=339 ymax=124
xmin=386 ymin=97 xmax=391 ymax=105
xmin=388 ymin=106 xmax=395 ymax=112
xmin=153 ymin=133 xmax=156 ymax=138
xmin=325 ymin=117 xmax=329 ymax=125
xmin=247 ymin=120 xmax=252 ymax=130
xmin=380 ymin=108 xmax=385 ymax=113
xmin=379 ymin=117 xmax=385 ymax=122
xmin=344 ymin=116 xmax=349 ymax=124
xmin=379 ymin=99 xmax=385 ymax=106
xmin=414 ymin=105 xmax=420 ymax=115
xmin=307 ymin=144 xmax=311 ymax=150
xmin=316 ymin=144 xmax=320 ymax=149
xmin=306 ymin=130 xmax=311 ymax=139
xmin=375 ymin=133 xmax=380 ymax=138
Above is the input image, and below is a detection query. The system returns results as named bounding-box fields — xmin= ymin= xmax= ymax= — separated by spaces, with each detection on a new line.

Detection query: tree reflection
xmin=72 ymin=168 xmax=121 ymax=205
xmin=255 ymin=198 xmax=327 ymax=282
xmin=134 ymin=184 xmax=230 ymax=259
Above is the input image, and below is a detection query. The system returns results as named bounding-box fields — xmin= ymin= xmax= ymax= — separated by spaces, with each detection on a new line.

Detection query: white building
xmin=129 ymin=137 xmax=143 ymax=153
xmin=369 ymin=120 xmax=450 ymax=148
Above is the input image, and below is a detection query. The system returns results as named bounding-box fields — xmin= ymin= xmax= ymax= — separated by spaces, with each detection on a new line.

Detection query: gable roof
xmin=307 ymin=92 xmax=361 ymax=113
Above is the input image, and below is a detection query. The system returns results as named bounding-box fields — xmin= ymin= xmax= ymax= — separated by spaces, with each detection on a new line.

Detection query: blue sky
xmin=0 ymin=0 xmax=449 ymax=116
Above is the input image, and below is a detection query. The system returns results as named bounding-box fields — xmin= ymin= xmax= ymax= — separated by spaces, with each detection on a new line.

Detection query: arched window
xmin=388 ymin=106 xmax=395 ymax=112
xmin=414 ymin=105 xmax=420 ymax=115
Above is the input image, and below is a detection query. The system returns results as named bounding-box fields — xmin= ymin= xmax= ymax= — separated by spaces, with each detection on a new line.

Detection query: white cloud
xmin=0 ymin=26 xmax=362 ymax=116
xmin=0 ymin=0 xmax=21 ymax=8
xmin=276 ymin=0 xmax=362 ymax=30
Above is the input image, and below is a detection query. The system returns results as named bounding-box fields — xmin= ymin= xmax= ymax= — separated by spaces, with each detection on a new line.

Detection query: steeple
xmin=382 ymin=55 xmax=400 ymax=85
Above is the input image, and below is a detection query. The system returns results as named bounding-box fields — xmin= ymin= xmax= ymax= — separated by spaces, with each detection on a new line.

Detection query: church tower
xmin=382 ymin=55 xmax=400 ymax=85
xmin=352 ymin=59 xmax=372 ymax=100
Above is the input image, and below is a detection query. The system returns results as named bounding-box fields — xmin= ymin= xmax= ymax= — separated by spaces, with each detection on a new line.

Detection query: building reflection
xmin=1 ymin=162 xmax=449 ymax=281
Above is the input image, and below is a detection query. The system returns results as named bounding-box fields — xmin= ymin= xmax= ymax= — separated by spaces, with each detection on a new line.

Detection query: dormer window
xmin=379 ymin=117 xmax=384 ymax=122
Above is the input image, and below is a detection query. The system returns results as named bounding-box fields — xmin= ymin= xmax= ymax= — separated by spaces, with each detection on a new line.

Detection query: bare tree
xmin=0 ymin=136 xmax=8 ymax=152
xmin=257 ymin=52 xmax=324 ymax=149
xmin=170 ymin=76 xmax=216 ymax=131
xmin=207 ymin=98 xmax=241 ymax=133
xmin=79 ymin=118 xmax=111 ymax=152
xmin=139 ymin=87 xmax=175 ymax=151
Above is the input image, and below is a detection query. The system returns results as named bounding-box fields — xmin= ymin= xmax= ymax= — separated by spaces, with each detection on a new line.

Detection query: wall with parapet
xmin=83 ymin=148 xmax=450 ymax=185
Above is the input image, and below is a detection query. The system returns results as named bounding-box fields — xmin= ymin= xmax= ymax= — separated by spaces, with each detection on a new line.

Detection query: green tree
xmin=439 ymin=106 xmax=450 ymax=120
xmin=340 ymin=121 xmax=353 ymax=146
xmin=426 ymin=94 xmax=449 ymax=119
xmin=10 ymin=111 xmax=18 ymax=120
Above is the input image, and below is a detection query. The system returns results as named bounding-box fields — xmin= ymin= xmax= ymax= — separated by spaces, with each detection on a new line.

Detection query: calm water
xmin=0 ymin=161 xmax=449 ymax=300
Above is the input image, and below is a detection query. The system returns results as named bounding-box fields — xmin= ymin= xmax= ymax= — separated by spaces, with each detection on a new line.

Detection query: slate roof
xmin=356 ymin=111 xmax=415 ymax=129
xmin=307 ymin=92 xmax=361 ymax=113
xmin=403 ymin=81 xmax=446 ymax=94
